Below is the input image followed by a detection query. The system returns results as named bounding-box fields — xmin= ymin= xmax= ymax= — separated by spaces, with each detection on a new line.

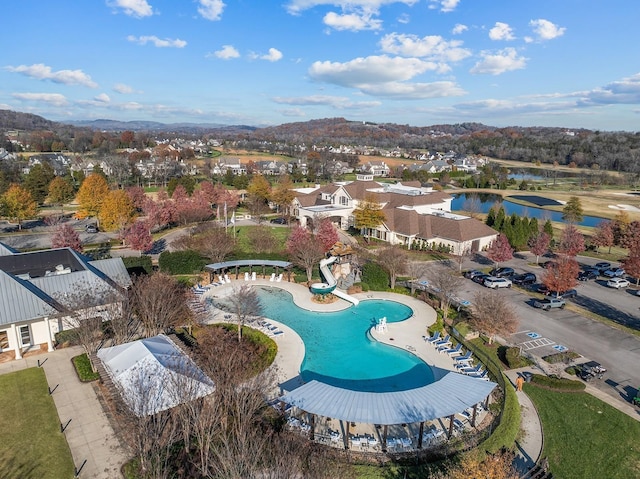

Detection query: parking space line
xmin=519 ymin=337 xmax=555 ymax=350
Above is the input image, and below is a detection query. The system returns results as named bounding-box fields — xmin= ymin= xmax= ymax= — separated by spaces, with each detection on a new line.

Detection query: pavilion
xmin=205 ymin=260 xmax=293 ymax=282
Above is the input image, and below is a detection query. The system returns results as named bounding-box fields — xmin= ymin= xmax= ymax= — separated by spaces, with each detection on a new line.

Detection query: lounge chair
xmin=468 ymin=369 xmax=489 ymax=380
xmin=224 ymin=274 xmax=231 ymax=283
xmin=218 ymin=275 xmax=225 ymax=284
xmin=454 ymin=351 xmax=472 ymax=363
xmin=426 ymin=331 xmax=441 ymax=343
xmin=251 ymin=271 xmax=256 ymax=281
xmin=269 ymin=273 xmax=276 ymax=282
xmin=276 ymin=273 xmax=283 ymax=282
xmin=459 ymin=364 xmax=482 ymax=375
xmin=433 ymin=335 xmax=451 ymax=347
xmin=244 ymin=272 xmax=250 ymax=281
xmin=442 ymin=344 xmax=462 ymax=356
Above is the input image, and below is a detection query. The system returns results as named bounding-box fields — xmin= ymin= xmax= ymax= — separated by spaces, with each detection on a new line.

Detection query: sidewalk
xmin=503 ymin=367 xmax=544 ymax=475
xmin=0 ymin=347 xmax=128 ymax=478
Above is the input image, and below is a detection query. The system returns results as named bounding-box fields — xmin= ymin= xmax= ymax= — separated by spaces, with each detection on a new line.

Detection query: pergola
xmin=205 ymin=260 xmax=293 ymax=282
xmin=279 ymin=373 xmax=496 ymax=451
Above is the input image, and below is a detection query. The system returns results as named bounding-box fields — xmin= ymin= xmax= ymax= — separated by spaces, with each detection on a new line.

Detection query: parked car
xmin=472 ymin=273 xmax=490 ymax=285
xmin=464 ymin=269 xmax=484 ymax=280
xmin=541 ymin=261 xmax=557 ymax=269
xmin=533 ymin=297 xmax=566 ymax=310
xmin=538 ymin=285 xmax=577 ymax=298
xmin=578 ymin=269 xmax=599 ymax=281
xmin=489 ymin=267 xmax=515 ymax=278
xmin=513 ymin=272 xmax=537 ymax=285
xmin=603 ymin=267 xmax=625 ymax=278
xmin=85 ymin=224 xmax=98 ymax=233
xmin=484 ymin=276 xmax=512 ymax=289
xmin=607 ymin=277 xmax=630 ymax=289
xmin=594 ymin=262 xmax=612 ymax=273
xmin=270 ymin=217 xmax=288 ymax=224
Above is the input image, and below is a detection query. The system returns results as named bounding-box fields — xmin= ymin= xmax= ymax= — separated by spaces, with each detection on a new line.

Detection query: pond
xmin=451 ymin=193 xmax=605 ymax=227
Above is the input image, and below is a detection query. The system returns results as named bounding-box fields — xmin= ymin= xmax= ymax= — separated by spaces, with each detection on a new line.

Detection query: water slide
xmin=310 ymin=256 xmax=360 ymax=306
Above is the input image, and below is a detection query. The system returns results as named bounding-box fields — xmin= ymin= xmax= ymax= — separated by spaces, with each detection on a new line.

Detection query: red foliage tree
xmin=316 ymin=218 xmax=339 ymax=253
xmin=486 ymin=234 xmax=513 ymax=266
xmin=591 ymin=221 xmax=614 ymax=253
xmin=542 ymin=255 xmax=579 ymax=296
xmin=557 ymin=224 xmax=585 ymax=257
xmin=286 ymin=226 xmax=325 ymax=282
xmin=199 ymin=181 xmax=216 ymax=204
xmin=620 ymin=220 xmax=640 ymax=251
xmin=126 ymin=186 xmax=147 ymax=211
xmin=528 ymin=232 xmax=550 ymax=264
xmin=125 ymin=221 xmax=154 ymax=252
xmin=143 ymin=191 xmax=176 ymax=230
xmin=622 ymin=252 xmax=640 ymax=285
xmin=51 ymin=224 xmax=83 ymax=252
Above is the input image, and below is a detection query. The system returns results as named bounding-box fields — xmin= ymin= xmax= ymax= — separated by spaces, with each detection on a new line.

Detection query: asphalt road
xmin=452 ymin=253 xmax=640 ymax=406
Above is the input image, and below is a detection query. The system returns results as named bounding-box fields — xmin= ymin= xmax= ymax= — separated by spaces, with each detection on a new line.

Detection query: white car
xmin=607 ymin=277 xmax=630 ymax=289
xmin=484 ymin=276 xmax=512 ymax=289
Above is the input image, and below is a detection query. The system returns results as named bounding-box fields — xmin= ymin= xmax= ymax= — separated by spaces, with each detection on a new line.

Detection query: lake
xmin=451 ymin=193 xmax=605 ymax=227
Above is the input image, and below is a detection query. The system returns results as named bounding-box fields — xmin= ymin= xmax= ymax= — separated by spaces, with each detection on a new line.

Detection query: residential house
xmin=0 ymin=245 xmax=130 ymax=359
xmin=360 ymin=160 xmax=390 ymax=177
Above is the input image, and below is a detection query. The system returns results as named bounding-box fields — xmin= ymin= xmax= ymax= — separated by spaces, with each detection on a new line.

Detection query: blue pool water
xmin=254 ymin=286 xmax=434 ymax=392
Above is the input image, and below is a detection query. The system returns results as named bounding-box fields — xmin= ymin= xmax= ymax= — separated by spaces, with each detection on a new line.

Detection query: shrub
xmin=72 ymin=353 xmax=100 ymax=382
xmin=542 ymin=351 xmax=581 ymax=364
xmin=428 ymin=316 xmax=444 ymax=335
xmin=502 ymin=346 xmax=533 ymax=369
xmin=479 ymin=374 xmax=520 ymax=454
xmin=122 ymin=255 xmax=153 ymax=274
xmin=361 ymin=261 xmax=389 ymax=290
xmin=158 ymin=250 xmax=206 ymax=274
xmin=529 ymin=373 xmax=586 ymax=391
xmin=54 ymin=329 xmax=78 ymax=347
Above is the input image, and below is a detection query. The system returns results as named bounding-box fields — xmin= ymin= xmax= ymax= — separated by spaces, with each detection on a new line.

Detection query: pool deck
xmin=202 ymin=279 xmax=458 ymax=393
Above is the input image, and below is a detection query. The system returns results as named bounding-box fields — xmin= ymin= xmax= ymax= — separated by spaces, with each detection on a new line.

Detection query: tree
xmin=246 ymin=225 xmax=278 ymax=254
xmin=51 ymin=223 xmax=83 ymax=252
xmin=125 ymin=221 xmax=154 ymax=252
xmin=470 ymin=290 xmax=518 ymax=344
xmin=622 ymin=252 xmax=640 ymax=285
xmin=1 ymin=184 xmax=37 ymax=229
xmin=47 ymin=176 xmax=75 ymax=212
xmin=225 ymin=284 xmax=263 ymax=342
xmin=612 ymin=210 xmax=630 ymax=245
xmin=562 ymin=196 xmax=584 ymax=223
xmin=543 ymin=219 xmax=554 ymax=239
xmin=174 ymin=223 xmax=237 ymax=263
xmin=591 ymin=221 xmax=614 ymax=253
xmin=486 ymin=234 xmax=513 ymax=266
xmin=286 ymin=226 xmax=325 ymax=282
xmin=271 ymin=174 xmax=296 ymax=216
xmin=528 ymin=232 xmax=550 ymax=264
xmin=246 ymin=174 xmax=272 ymax=218
xmin=376 ymin=246 xmax=408 ymax=289
xmin=126 ymin=186 xmax=147 ymax=211
xmin=353 ymin=193 xmax=386 ymax=242
xmin=542 ymin=255 xmax=579 ymax=296
xmin=315 ymin=218 xmax=339 ymax=252
xmin=426 ymin=267 xmax=463 ymax=320
xmin=99 ymin=188 xmax=135 ymax=234
xmin=620 ymin=220 xmax=640 ymax=251
xmin=557 ymin=224 xmax=585 ymax=257
xmin=130 ymin=272 xmax=191 ymax=337
xmin=24 ymin=162 xmax=55 ymax=204
xmin=76 ymin=173 xmax=109 ymax=221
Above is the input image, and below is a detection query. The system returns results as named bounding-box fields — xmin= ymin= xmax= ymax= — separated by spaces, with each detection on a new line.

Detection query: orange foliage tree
xmin=75 ymin=173 xmax=109 ymax=221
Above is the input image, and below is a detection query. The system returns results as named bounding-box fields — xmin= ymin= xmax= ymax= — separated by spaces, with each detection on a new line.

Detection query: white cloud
xmin=359 ymin=81 xmax=465 ymax=98
xmin=5 ymin=63 xmax=97 ymax=88
xmin=127 ymin=35 xmax=187 ymax=48
xmin=323 ymin=11 xmax=382 ymax=31
xmin=528 ymin=19 xmax=566 ymax=42
xmin=198 ymin=0 xmax=225 ymax=21
xmin=272 ymin=95 xmax=381 ymax=109
xmin=379 ymin=33 xmax=471 ymax=63
xmin=259 ymin=48 xmax=283 ymax=62
xmin=452 ymin=23 xmax=467 ymax=35
xmin=113 ymin=83 xmax=136 ymax=94
xmin=280 ymin=108 xmax=307 ymax=117
xmin=211 ymin=45 xmax=240 ymax=59
xmin=397 ymin=13 xmax=410 ymax=24
xmin=285 ymin=1 xmax=418 ymax=16
xmin=108 ymin=0 xmax=153 ymax=18
xmin=428 ymin=0 xmax=460 ymax=13
xmin=578 ymin=73 xmax=640 ymax=106
xmin=470 ymin=48 xmax=527 ymax=75
xmin=489 ymin=22 xmax=515 ymax=41
xmin=94 ymin=93 xmax=111 ymax=103
xmin=12 ymin=92 xmax=68 ymax=106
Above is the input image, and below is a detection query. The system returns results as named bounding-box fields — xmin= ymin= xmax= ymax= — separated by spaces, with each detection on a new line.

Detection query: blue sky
xmin=1 ymin=0 xmax=638 ymax=131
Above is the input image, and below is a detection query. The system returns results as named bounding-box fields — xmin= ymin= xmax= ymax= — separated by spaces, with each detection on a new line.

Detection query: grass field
xmin=0 ymin=368 xmax=75 ymax=478
xmin=525 ymin=384 xmax=640 ymax=479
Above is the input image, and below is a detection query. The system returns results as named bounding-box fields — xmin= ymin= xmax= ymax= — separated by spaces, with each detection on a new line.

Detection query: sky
xmin=1 ymin=0 xmax=639 ymax=131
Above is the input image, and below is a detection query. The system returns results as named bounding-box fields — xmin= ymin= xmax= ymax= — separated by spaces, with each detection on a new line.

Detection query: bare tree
xmin=173 ymin=222 xmax=237 ymax=263
xmin=130 ymin=272 xmax=191 ymax=337
xmin=426 ymin=267 xmax=464 ymax=320
xmin=225 ymin=284 xmax=263 ymax=342
xmin=375 ymin=245 xmax=408 ymax=289
xmin=247 ymin=225 xmax=279 ymax=254
xmin=470 ymin=290 xmax=519 ymax=344
xmin=103 ymin=290 xmax=141 ymax=345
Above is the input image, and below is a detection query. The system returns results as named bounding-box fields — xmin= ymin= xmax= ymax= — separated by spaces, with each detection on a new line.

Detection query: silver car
xmin=484 ymin=276 xmax=512 ymax=289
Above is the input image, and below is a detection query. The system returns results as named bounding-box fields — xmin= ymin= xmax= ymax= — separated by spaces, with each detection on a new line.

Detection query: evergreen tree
xmin=486 ymin=207 xmax=496 ymax=227
xmin=494 ymin=206 xmax=506 ymax=231
xmin=543 ymin=219 xmax=554 ymax=239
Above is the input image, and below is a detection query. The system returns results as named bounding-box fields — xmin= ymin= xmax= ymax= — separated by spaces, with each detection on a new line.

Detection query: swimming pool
xmin=253 ymin=286 xmax=434 ymax=392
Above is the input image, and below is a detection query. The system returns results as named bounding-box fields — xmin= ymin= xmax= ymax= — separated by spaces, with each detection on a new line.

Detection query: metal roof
xmin=90 ymin=258 xmax=132 ymax=288
xmin=0 ymin=271 xmax=62 ymax=325
xmin=279 ymin=373 xmax=496 ymax=425
xmin=0 ymin=242 xmax=19 ymax=256
xmin=206 ymin=259 xmax=292 ymax=271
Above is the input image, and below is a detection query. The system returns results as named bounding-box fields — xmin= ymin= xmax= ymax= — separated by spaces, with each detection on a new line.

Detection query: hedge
xmin=361 ymin=261 xmax=389 ymax=290
xmin=122 ymin=255 xmax=153 ymax=274
xmin=159 ymin=250 xmax=206 ymax=274
xmin=478 ymin=376 xmax=520 ymax=454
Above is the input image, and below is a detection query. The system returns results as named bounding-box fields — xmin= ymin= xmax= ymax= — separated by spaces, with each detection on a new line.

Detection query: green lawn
xmin=525 ymin=384 xmax=640 ymax=479
xmin=0 ymin=368 xmax=75 ymax=478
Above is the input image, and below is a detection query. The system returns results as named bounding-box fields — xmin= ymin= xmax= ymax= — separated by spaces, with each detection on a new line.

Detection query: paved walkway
xmin=0 ymin=346 xmax=128 ymax=479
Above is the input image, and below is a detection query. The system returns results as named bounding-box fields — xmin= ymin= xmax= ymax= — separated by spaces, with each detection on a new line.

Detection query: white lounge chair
xmin=426 ymin=331 xmax=441 ymax=343
xmin=224 ymin=274 xmax=231 ymax=283
xmin=244 ymin=272 xmax=250 ymax=281
xmin=276 ymin=273 xmax=283 ymax=282
xmin=218 ymin=274 xmax=224 ymax=284
xmin=251 ymin=271 xmax=256 ymax=281
xmin=269 ymin=273 xmax=276 ymax=282
xmin=454 ymin=351 xmax=473 ymax=363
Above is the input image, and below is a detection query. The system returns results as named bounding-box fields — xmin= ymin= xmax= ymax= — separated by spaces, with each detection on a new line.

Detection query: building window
xmin=19 ymin=325 xmax=31 ymax=347
xmin=0 ymin=331 xmax=8 ymax=350
xmin=340 ymin=196 xmax=349 ymax=206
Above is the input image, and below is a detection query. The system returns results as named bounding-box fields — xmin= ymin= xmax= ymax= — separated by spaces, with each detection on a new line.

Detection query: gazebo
xmin=279 ymin=373 xmax=497 ymax=451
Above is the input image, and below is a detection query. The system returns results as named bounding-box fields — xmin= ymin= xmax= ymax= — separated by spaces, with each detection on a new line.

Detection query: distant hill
xmin=0 ymin=109 xmax=62 ymax=131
